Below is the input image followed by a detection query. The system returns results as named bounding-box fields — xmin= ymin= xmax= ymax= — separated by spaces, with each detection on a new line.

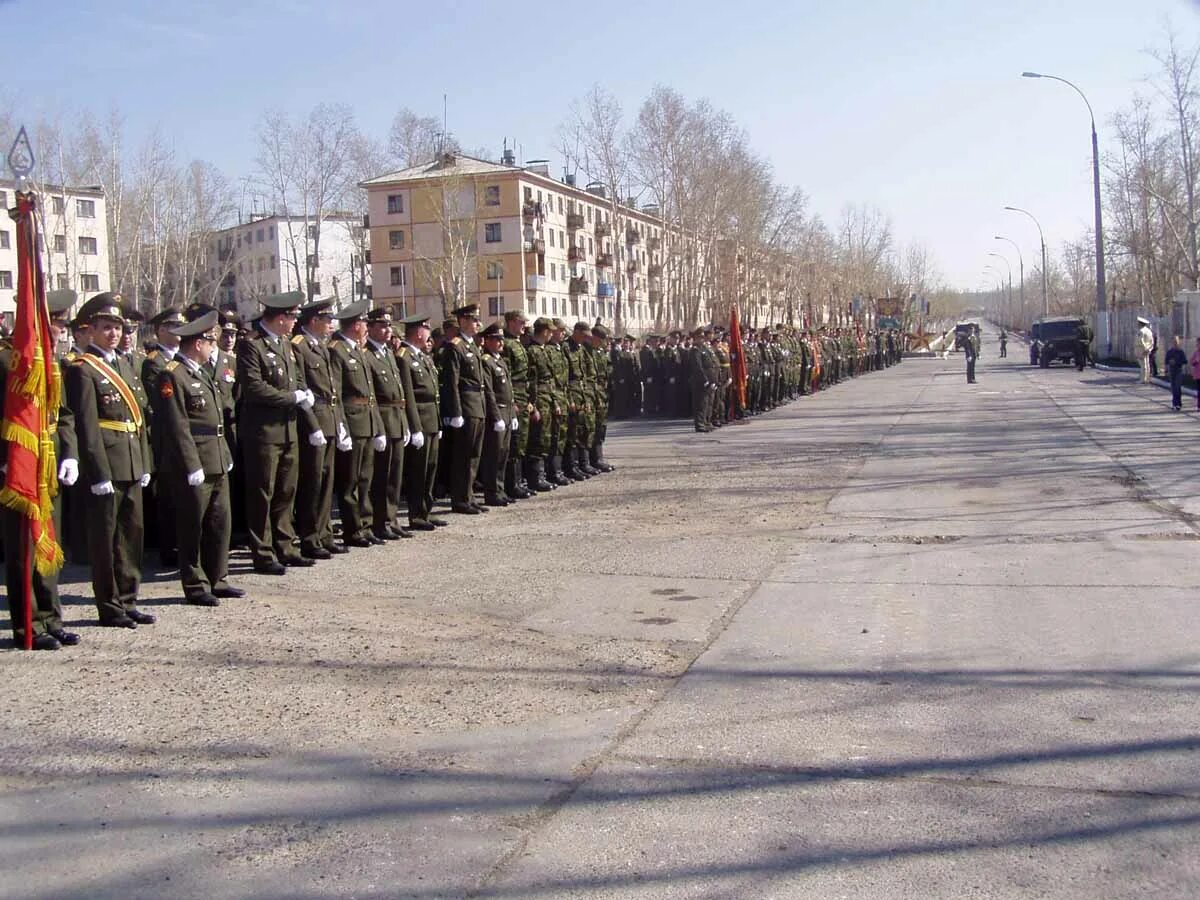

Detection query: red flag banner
xmin=0 ymin=191 xmax=63 ymax=588
xmin=729 ymin=306 xmax=748 ymax=414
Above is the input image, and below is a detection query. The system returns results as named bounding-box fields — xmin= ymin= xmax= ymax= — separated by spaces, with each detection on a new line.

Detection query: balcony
xmin=646 ymin=235 xmax=660 ymax=251
xmin=217 ymin=249 xmax=233 ymax=262
xmin=627 ymin=259 xmax=640 ymax=274
xmin=364 ymin=250 xmax=372 ymax=264
xmin=627 ymin=287 xmax=641 ymax=302
xmin=625 ymin=227 xmax=641 ymax=244
xmin=595 ymin=252 xmax=612 ymax=268
xmin=566 ymin=212 xmax=585 ymax=230
xmin=597 ymin=281 xmax=615 ymax=298
xmin=594 ymin=221 xmax=611 ymax=237
xmin=569 ymin=276 xmax=588 ymax=295
xmin=567 ymin=245 xmax=584 ymax=262
xmin=647 ymin=263 xmax=662 ymax=278
xmin=649 ymin=289 xmax=664 ymax=304
xmin=526 ymin=274 xmax=547 ymax=292
xmin=524 ymin=238 xmax=546 ymax=254
xmin=522 ymin=201 xmax=543 ymax=222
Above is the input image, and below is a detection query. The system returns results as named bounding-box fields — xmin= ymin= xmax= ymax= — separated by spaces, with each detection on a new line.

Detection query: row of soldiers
xmin=3 ymin=291 xmax=624 ymax=648
xmin=606 ymin=326 xmax=904 ymax=428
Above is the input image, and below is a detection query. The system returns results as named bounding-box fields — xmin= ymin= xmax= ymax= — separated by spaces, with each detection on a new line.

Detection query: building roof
xmin=360 ymin=154 xmax=515 ymax=187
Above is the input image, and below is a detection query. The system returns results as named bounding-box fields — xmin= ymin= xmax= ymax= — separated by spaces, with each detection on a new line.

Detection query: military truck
xmin=1033 ymin=316 xmax=1085 ymax=368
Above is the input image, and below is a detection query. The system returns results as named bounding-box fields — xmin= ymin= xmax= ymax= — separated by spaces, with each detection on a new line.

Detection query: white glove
xmin=308 ymin=430 xmax=327 ymax=447
xmin=372 ymin=434 xmax=387 ymax=452
xmin=410 ymin=431 xmax=425 ymax=450
xmin=511 ymin=417 xmax=519 ymax=431
xmin=187 ymin=469 xmax=205 ymax=487
xmin=91 ymin=480 xmax=114 ymax=496
xmin=493 ymin=419 xmax=507 ymax=433
xmin=402 ymin=430 xmax=411 ymax=447
xmin=337 ymin=434 xmax=352 ymax=452
xmin=139 ymin=473 xmax=151 ymax=488
xmin=292 ymin=390 xmax=308 ymax=405
xmin=449 ymin=416 xmax=464 ymax=429
xmin=336 ymin=421 xmax=349 ymax=443
xmin=226 ymin=461 xmax=234 ymax=472
xmin=646 ymin=377 xmax=653 ymax=383
xmin=437 ymin=430 xmax=442 ymax=439
xmin=305 ymin=389 xmax=316 ymax=407
xmin=58 ymin=458 xmax=79 ymax=486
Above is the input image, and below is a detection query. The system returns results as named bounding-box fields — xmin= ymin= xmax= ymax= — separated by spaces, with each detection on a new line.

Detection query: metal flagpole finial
xmin=7 ymin=126 xmax=35 ymax=189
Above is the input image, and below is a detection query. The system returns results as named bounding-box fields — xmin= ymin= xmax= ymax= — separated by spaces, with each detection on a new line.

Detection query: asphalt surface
xmin=4 ymin=327 xmax=1199 ymax=898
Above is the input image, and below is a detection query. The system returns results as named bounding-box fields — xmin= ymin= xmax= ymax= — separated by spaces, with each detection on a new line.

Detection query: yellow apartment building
xmin=361 ymin=152 xmax=711 ymax=332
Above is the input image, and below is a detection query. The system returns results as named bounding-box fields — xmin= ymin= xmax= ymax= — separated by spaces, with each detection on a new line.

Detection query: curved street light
xmin=994 ymin=235 xmax=1025 ymax=325
xmin=1022 ymin=71 xmax=1107 ymax=336
xmin=988 ymin=252 xmax=1014 ymax=327
xmin=1004 ymin=205 xmax=1049 ymax=318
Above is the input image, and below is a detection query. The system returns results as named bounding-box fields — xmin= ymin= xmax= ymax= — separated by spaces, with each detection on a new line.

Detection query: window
xmin=76 ymin=199 xmax=96 ymax=218
xmin=0 ymin=190 xmax=6 ymax=206
xmin=551 ymin=297 xmax=557 ymax=314
xmin=524 ymin=187 xmax=532 ymax=201
xmin=387 ymin=194 xmax=404 ymax=214
xmin=307 ymin=254 xmax=318 ymax=269
xmin=270 ymin=255 xmax=277 ymax=269
xmin=50 ymin=197 xmax=65 ymax=214
xmin=557 ymin=197 xmax=564 ymax=214
xmin=548 ymin=230 xmax=555 ymax=248
xmin=78 ymin=236 xmax=98 ymax=255
xmin=486 ymin=261 xmax=502 ymax=280
xmin=79 ymin=274 xmax=99 ymax=292
xmin=484 ymin=223 xmax=502 ymax=243
xmin=559 ymin=229 xmax=565 ymax=247
xmin=55 ymin=274 xmax=69 ymax=290
xmin=389 ymin=230 xmax=405 ymax=250
xmin=309 ymin=281 xmax=321 ymax=295
xmin=269 ymin=226 xmax=275 ymax=239
xmin=0 ymin=231 xmax=8 ymax=250
xmin=0 ymin=271 xmax=11 ymax=289
xmin=484 ymin=185 xmax=501 ymax=206
xmin=541 ymin=298 xmax=547 ymax=314
xmin=390 ymin=265 xmax=407 ymax=287
xmin=487 ymin=296 xmax=504 ymax=316
xmin=587 ymin=206 xmax=592 ymax=223
xmin=537 ymin=190 xmax=543 ymax=203
xmin=550 ymin=263 xmax=556 ymax=281
xmin=588 ymin=237 xmax=593 ymax=254
xmin=257 ymin=228 xmax=265 ymax=242
xmin=307 ymin=224 xmax=319 ymax=241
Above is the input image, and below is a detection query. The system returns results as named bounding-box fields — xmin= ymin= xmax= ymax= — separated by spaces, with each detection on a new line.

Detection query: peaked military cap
xmin=336 ymin=299 xmax=370 ymax=322
xmin=592 ymin=323 xmax=610 ymax=338
xmin=184 ymin=301 xmax=217 ymax=322
xmin=400 ymin=312 xmax=431 ymax=328
xmin=1136 ymin=316 xmax=1150 ymax=325
xmin=261 ymin=290 xmax=306 ymax=312
xmin=149 ymin=306 xmax=186 ymax=328
xmin=480 ymin=322 xmax=504 ymax=339
xmin=170 ymin=309 xmax=219 ymax=340
xmin=551 ymin=318 xmax=567 ymax=330
xmin=503 ymin=309 xmax=527 ymax=322
xmin=366 ymin=307 xmax=394 ymax=324
xmin=47 ymin=289 xmax=77 ymax=317
xmin=451 ymin=303 xmax=481 ymax=319
xmin=298 ymin=298 xmax=334 ymax=322
xmin=441 ymin=318 xmax=457 ymax=332
xmin=76 ymin=292 xmax=126 ymax=324
xmin=532 ymin=317 xmax=553 ymax=331
xmin=219 ymin=310 xmax=241 ymax=332
xmin=572 ymin=321 xmax=590 ymax=333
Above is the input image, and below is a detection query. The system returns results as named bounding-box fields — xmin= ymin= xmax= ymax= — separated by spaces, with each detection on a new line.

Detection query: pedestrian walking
xmin=1165 ymin=336 xmax=1187 ymax=411
xmin=1136 ymin=317 xmax=1155 ymax=385
xmin=1190 ymin=338 xmax=1200 ymax=412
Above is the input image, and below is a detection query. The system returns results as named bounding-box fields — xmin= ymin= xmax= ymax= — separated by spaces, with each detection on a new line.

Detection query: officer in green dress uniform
xmin=329 ymin=300 xmax=383 ymax=547
xmin=154 ymin=310 xmax=244 ymax=606
xmin=398 ymin=313 xmax=446 ymax=530
xmin=235 ymin=291 xmax=316 ymax=574
xmin=2 ymin=290 xmax=82 ymax=649
xmin=65 ymin=293 xmax=154 ymax=628
xmin=479 ymin=322 xmax=515 ymax=506
xmin=440 ymin=303 xmax=489 ymax=514
xmin=142 ymin=307 xmax=186 ymax=567
xmin=290 ymin=299 xmax=348 ymax=558
xmin=364 ymin=306 xmax=420 ymax=540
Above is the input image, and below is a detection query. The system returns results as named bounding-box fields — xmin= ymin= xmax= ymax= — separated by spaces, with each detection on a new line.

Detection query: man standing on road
xmin=440 ymin=304 xmax=488 ymax=514
xmin=1137 ymin=317 xmax=1155 ymax=384
xmin=1166 ymin=336 xmax=1187 ymax=411
xmin=1075 ymin=320 xmax=1094 ymax=371
xmin=964 ymin=326 xmax=979 ymax=384
xmin=999 ymin=329 xmax=1007 ymax=358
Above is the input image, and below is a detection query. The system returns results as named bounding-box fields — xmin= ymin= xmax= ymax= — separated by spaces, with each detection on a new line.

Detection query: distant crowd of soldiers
xmin=3 ymin=288 xmax=902 ymax=650
xmin=608 ymin=326 xmax=904 ymax=430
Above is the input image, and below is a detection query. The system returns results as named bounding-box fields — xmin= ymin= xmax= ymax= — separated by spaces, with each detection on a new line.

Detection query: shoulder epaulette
xmin=64 ymin=351 xmax=78 ymax=362
xmin=148 ymin=349 xmax=163 ymax=360
xmin=165 ymin=360 xmax=180 ymax=372
xmin=451 ymin=336 xmax=462 ymax=345
xmin=397 ymin=346 xmax=409 ymax=357
xmin=291 ymin=334 xmax=305 ymax=345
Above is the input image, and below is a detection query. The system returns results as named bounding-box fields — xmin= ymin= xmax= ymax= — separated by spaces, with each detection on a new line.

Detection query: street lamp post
xmin=1004 ymin=206 xmax=1049 ymax=318
xmin=988 ymin=252 xmax=1013 ymax=326
xmin=983 ymin=265 xmax=1005 ymax=321
xmin=1022 ymin=71 xmax=1107 ymax=347
xmin=994 ymin=236 xmax=1024 ymax=328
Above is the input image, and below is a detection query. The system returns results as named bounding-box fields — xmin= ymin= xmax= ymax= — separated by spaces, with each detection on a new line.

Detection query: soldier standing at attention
xmin=291 ymin=299 xmax=349 ymax=559
xmin=589 ymin=324 xmax=615 ymax=472
xmin=500 ymin=310 xmax=533 ymax=500
xmin=562 ymin=322 xmax=597 ymax=480
xmin=236 ymin=291 xmax=316 ymax=574
xmin=155 ymin=311 xmax=244 ymax=606
xmin=65 ymin=293 xmax=154 ymax=628
xmin=364 ymin=307 xmax=418 ymax=541
xmin=142 ymin=307 xmax=187 ymax=568
xmin=440 ymin=304 xmax=488 ymax=515
xmin=398 ymin=314 xmax=445 ymax=531
xmin=479 ymin=322 xmax=515 ymax=506
xmin=522 ymin=317 xmax=557 ymax=492
xmin=2 ymin=290 xmax=81 ymax=649
xmin=546 ymin=319 xmax=573 ymax=485
xmin=965 ymin=326 xmax=979 ymax=384
xmin=329 ymin=300 xmax=383 ymax=547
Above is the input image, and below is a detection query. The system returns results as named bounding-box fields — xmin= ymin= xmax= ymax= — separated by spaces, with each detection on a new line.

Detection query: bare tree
xmin=388 ymin=108 xmax=457 ymax=168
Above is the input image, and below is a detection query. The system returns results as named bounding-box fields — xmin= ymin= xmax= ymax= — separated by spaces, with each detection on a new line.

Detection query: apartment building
xmin=361 ymin=153 xmax=711 ymax=332
xmin=206 ymin=213 xmax=369 ymax=323
xmin=0 ymin=180 xmax=111 ymax=320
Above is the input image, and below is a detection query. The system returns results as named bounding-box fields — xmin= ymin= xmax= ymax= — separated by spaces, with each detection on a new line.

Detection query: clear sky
xmin=3 ymin=0 xmax=1199 ymax=290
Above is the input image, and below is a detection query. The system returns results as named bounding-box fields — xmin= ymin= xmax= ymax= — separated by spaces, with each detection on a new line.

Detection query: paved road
xmin=4 ymin=329 xmax=1198 ymax=898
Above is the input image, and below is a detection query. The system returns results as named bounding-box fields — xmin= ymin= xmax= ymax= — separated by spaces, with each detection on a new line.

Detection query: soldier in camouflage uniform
xmin=562 ymin=322 xmax=598 ymax=479
xmin=500 ymin=310 xmax=533 ymax=500
xmin=546 ymin=319 xmax=574 ymax=485
xmin=523 ymin=317 xmax=558 ymax=491
xmin=589 ymin=324 xmax=615 ymax=471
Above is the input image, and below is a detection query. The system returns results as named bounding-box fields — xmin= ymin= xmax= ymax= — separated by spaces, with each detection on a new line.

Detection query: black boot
xmin=590 ymin=444 xmax=614 ymax=473
xmin=527 ymin=458 xmax=554 ymax=492
xmin=563 ymin=449 xmax=587 ymax=480
xmin=578 ymin=447 xmax=600 ymax=477
xmin=505 ymin=458 xmax=531 ymax=500
xmin=549 ymin=454 xmax=572 ymax=485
